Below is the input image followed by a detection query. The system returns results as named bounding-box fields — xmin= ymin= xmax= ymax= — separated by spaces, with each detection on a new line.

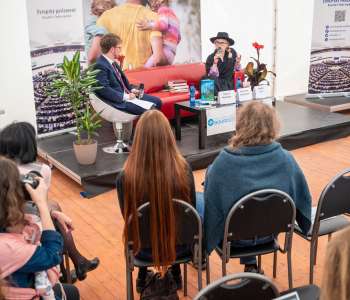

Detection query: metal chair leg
xmin=258 ymin=255 xmax=262 ymax=273
xmin=287 ymin=249 xmax=293 ymax=289
xmin=197 ymin=250 xmax=202 ymax=290
xmin=222 ymin=256 xmax=227 ymax=276
xmin=206 ymin=254 xmax=210 ymax=285
xmin=126 ymin=265 xmax=134 ymax=300
xmin=184 ymin=263 xmax=188 ymax=297
xmin=328 ymin=233 xmax=332 ymax=242
xmin=64 ymin=254 xmax=72 ymax=283
xmin=314 ymin=238 xmax=318 ymax=266
xmin=309 ymin=241 xmax=315 ymax=284
xmin=273 ymin=252 xmax=277 ymax=278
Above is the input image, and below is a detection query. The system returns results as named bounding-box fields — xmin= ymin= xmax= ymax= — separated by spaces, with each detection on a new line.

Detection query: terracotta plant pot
xmin=73 ymin=140 xmax=98 ymax=165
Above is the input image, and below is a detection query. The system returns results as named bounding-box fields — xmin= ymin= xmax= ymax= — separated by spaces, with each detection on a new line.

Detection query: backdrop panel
xmin=308 ymin=0 xmax=350 ymax=94
xmin=83 ymin=0 xmax=201 ymax=69
xmin=27 ymin=0 xmax=85 ymax=136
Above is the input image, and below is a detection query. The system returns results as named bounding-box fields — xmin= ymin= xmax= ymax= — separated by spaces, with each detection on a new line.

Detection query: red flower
xmin=252 ymin=42 xmax=264 ymax=49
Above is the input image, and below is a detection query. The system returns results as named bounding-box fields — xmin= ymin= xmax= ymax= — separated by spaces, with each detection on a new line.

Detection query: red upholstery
xmin=126 ymin=63 xmax=206 ymax=119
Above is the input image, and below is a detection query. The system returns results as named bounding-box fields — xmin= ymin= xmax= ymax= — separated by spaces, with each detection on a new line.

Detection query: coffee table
xmin=174 ymin=101 xmax=234 ymax=149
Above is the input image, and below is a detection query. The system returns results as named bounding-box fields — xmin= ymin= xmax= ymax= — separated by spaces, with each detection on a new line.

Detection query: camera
xmin=20 ymin=171 xmax=41 ymax=200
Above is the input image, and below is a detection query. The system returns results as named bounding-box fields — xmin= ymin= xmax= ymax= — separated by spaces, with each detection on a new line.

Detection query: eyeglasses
xmin=215 ymin=41 xmax=228 ymax=46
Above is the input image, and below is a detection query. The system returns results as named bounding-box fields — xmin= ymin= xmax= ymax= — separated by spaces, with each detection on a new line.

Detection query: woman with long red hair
xmin=116 ymin=110 xmax=196 ymax=293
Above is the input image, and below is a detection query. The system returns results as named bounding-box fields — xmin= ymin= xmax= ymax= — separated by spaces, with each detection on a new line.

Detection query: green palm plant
xmin=50 ymin=51 xmax=101 ymax=144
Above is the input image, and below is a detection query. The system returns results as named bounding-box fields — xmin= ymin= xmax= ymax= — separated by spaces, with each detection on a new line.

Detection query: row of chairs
xmin=124 ymin=168 xmax=350 ymax=299
xmin=194 ymin=273 xmax=320 ymax=300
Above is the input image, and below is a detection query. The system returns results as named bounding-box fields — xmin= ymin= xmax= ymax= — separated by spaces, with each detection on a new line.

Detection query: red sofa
xmin=126 ymin=63 xmax=206 ymax=119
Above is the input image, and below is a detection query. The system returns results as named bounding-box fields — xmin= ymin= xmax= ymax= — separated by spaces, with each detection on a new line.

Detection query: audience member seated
xmin=0 ymin=122 xmax=100 ymax=282
xmin=116 ymin=110 xmax=197 ymax=293
xmin=0 ymin=157 xmax=80 ymax=300
xmin=198 ymin=102 xmax=312 ymax=273
xmin=204 ymin=32 xmax=237 ymax=94
xmin=94 ymin=33 xmax=162 ymax=115
xmin=321 ymin=226 xmax=350 ymax=300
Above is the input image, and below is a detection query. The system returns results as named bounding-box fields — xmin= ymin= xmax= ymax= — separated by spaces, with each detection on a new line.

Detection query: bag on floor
xmin=140 ymin=270 xmax=179 ymax=300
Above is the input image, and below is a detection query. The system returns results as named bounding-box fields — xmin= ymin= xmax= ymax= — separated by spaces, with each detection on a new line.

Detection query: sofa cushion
xmin=126 ymin=63 xmax=206 ymax=93
xmin=151 ymin=90 xmax=200 ymax=119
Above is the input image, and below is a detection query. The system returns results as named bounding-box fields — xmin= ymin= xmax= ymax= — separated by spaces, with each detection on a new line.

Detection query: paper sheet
xmin=126 ymin=99 xmax=154 ymax=110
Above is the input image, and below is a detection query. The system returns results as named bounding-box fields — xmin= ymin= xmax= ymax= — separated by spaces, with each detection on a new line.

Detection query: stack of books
xmin=168 ymin=80 xmax=189 ymax=93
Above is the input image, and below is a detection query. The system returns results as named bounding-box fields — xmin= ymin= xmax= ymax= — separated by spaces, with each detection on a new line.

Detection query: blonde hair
xmin=91 ymin=0 xmax=116 ymax=16
xmin=229 ymin=101 xmax=280 ymax=149
xmin=321 ymin=226 xmax=350 ymax=300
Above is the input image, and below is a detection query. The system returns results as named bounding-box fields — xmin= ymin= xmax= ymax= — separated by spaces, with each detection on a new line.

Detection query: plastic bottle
xmin=236 ymin=78 xmax=242 ymax=90
xmin=189 ymin=84 xmax=196 ymax=107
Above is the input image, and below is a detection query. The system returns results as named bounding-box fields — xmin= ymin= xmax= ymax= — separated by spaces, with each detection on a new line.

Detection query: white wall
xmin=0 ymin=0 xmax=36 ymax=129
xmin=201 ymin=0 xmax=275 ymax=73
xmin=275 ymin=0 xmax=314 ymax=97
xmin=201 ymin=0 xmax=315 ymax=98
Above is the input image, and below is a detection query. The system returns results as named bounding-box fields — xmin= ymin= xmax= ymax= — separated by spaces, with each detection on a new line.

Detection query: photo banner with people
xmin=308 ymin=0 xmax=350 ymax=95
xmin=83 ymin=0 xmax=201 ymax=69
xmin=27 ymin=0 xmax=85 ymax=136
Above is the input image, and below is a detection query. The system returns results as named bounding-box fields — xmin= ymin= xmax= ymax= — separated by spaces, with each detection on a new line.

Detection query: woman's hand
xmin=51 ymin=211 xmax=74 ymax=232
xmin=227 ymin=48 xmax=233 ymax=59
xmin=136 ymin=19 xmax=152 ymax=31
xmin=25 ymin=177 xmax=48 ymax=209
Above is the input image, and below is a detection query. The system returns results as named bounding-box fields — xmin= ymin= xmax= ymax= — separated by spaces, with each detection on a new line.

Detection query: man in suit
xmin=94 ymin=33 xmax=162 ymax=115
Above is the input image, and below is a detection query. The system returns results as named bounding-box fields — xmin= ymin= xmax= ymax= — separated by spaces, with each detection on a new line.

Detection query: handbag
xmin=140 ymin=270 xmax=179 ymax=300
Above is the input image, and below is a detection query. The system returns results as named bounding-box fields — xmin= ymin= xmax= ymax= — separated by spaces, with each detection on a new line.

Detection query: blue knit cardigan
xmin=204 ymin=142 xmax=312 ymax=253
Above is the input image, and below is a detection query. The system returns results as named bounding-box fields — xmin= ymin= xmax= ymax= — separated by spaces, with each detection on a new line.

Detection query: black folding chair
xmin=194 ymin=272 xmax=279 ymax=300
xmin=295 ymin=168 xmax=350 ymax=284
xmin=125 ymin=199 xmax=203 ymax=300
xmin=207 ymin=189 xmax=296 ymax=289
xmin=194 ymin=273 xmax=320 ymax=300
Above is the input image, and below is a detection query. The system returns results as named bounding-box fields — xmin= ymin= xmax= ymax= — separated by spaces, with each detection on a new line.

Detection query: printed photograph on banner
xmin=83 ymin=0 xmax=201 ymax=69
xmin=308 ymin=0 xmax=350 ymax=94
xmin=27 ymin=0 xmax=85 ymax=136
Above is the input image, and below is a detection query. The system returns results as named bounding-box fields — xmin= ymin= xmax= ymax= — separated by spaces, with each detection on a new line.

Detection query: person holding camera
xmin=205 ymin=32 xmax=237 ymax=95
xmin=0 ymin=122 xmax=99 ymax=282
xmin=0 ymin=156 xmax=80 ymax=300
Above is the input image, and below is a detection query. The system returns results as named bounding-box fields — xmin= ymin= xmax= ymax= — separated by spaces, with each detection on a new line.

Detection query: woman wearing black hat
xmin=205 ymin=32 xmax=237 ymax=94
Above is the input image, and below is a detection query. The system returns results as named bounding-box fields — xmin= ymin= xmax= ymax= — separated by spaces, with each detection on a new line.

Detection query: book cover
xmin=200 ymin=79 xmax=215 ymax=101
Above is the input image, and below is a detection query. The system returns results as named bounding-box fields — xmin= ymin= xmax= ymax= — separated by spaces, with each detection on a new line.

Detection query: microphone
xmin=139 ymin=83 xmax=145 ymax=99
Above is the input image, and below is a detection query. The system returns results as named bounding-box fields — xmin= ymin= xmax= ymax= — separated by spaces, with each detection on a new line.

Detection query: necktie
xmin=112 ymin=62 xmax=130 ymax=93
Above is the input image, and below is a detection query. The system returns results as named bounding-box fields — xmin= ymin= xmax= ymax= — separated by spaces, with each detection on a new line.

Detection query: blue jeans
xmin=196 ymin=192 xmax=274 ymax=265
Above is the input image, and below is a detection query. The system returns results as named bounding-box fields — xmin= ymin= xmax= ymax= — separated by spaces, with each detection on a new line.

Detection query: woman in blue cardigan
xmin=199 ymin=101 xmax=312 ymax=273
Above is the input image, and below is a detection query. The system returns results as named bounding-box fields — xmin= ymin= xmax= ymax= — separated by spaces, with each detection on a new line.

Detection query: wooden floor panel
xmin=49 ymin=136 xmax=350 ymax=299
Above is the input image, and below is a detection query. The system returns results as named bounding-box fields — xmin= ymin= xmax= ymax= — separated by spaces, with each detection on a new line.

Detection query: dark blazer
xmin=94 ymin=55 xmax=133 ymax=110
xmin=205 ymin=47 xmax=237 ymax=93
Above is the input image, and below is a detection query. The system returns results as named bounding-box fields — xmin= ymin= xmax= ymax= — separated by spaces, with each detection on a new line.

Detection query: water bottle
xmin=189 ymin=84 xmax=196 ymax=107
xmin=236 ymin=78 xmax=242 ymax=90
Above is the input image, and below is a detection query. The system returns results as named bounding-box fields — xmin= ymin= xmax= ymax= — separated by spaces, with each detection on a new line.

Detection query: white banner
xmin=206 ymin=105 xmax=236 ymax=136
xmin=308 ymin=0 xmax=350 ymax=94
xmin=27 ymin=0 xmax=85 ymax=136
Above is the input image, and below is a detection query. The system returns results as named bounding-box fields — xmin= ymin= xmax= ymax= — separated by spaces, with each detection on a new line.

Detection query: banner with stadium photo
xmin=27 ymin=0 xmax=85 ymax=136
xmin=308 ymin=0 xmax=350 ymax=95
xmin=82 ymin=0 xmax=201 ymax=69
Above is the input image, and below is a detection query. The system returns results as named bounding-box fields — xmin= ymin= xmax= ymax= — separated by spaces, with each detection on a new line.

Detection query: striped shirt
xmin=151 ymin=6 xmax=181 ymax=54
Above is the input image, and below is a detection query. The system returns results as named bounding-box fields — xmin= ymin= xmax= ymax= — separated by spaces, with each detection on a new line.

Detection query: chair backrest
xmin=89 ymin=93 xmax=137 ymax=123
xmin=127 ymin=199 xmax=202 ymax=255
xmin=193 ymin=273 xmax=280 ymax=300
xmin=225 ymin=189 xmax=296 ymax=242
xmin=317 ymin=168 xmax=350 ymax=221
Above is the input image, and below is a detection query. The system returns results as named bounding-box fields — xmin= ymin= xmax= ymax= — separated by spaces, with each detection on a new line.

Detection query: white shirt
xmin=102 ymin=54 xmax=130 ymax=101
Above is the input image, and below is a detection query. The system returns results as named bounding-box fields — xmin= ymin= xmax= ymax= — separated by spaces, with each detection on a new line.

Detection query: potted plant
xmin=245 ymin=42 xmax=276 ymax=90
xmin=50 ymin=51 xmax=102 ymax=165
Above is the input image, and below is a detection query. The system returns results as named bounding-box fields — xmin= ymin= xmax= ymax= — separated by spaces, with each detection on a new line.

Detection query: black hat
xmin=210 ymin=32 xmax=234 ymax=46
